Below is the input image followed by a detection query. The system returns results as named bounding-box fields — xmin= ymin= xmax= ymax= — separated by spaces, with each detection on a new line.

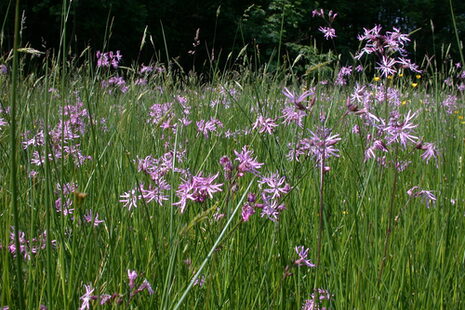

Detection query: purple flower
xmin=384 ymin=110 xmax=418 ymax=147
xmin=140 ymin=64 xmax=153 ymax=74
xmin=302 ymin=289 xmax=331 ymax=310
xmin=416 ymin=142 xmax=438 ymax=163
xmin=311 ymin=9 xmax=324 ymax=17
xmin=0 ymin=64 xmax=7 ymax=74
xmin=259 ymin=197 xmax=285 ymax=222
xmin=120 ymin=188 xmax=142 ymax=210
xmin=282 ymin=87 xmax=313 ymax=108
xmin=407 ymin=186 xmax=437 ymax=207
xmin=136 ymin=279 xmax=155 ymax=295
xmin=79 ymin=284 xmax=95 ymax=310
xmin=141 ymin=182 xmax=170 ymax=206
xmin=173 ymin=173 xmax=223 ymax=213
xmin=241 ymin=204 xmax=255 ymax=222
xmin=128 ymin=270 xmax=138 ymax=289
xmin=258 ymin=172 xmax=291 ymax=199
xmin=376 ymin=56 xmax=397 ymax=77
xmin=96 ymin=50 xmax=122 ymax=68
xmin=252 ymin=115 xmax=278 ymax=134
xmin=281 ymin=106 xmax=307 ymax=127
xmin=289 ymin=128 xmax=341 ymax=166
xmin=318 ymin=26 xmax=336 ymax=40
xmin=193 ymin=275 xmax=206 ymax=287
xmin=83 ymin=210 xmax=104 ymax=226
xmin=294 ymin=246 xmax=316 ymax=267
xmin=196 ymin=118 xmax=223 ymax=138
xmin=234 ymin=145 xmax=264 ymax=176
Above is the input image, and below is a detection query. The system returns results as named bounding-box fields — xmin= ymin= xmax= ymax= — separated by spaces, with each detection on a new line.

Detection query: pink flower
xmin=318 ymin=26 xmax=336 ymax=40
xmin=173 ymin=173 xmax=223 ymax=213
xmin=234 ymin=145 xmax=264 ymax=176
xmin=79 ymin=284 xmax=95 ymax=310
xmin=294 ymin=246 xmax=316 ymax=267
xmin=128 ymin=270 xmax=138 ymax=289
xmin=252 ymin=115 xmax=278 ymax=134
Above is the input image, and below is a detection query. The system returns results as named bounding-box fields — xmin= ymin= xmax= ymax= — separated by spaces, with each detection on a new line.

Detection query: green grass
xmin=1 ymin=52 xmax=465 ymax=310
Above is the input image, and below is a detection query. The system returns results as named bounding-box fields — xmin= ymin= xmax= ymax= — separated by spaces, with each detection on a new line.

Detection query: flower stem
xmin=10 ymin=0 xmax=24 ymax=308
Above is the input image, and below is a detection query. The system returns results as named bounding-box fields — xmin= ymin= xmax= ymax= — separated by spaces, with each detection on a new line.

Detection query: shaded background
xmin=1 ymin=0 xmax=464 ymax=70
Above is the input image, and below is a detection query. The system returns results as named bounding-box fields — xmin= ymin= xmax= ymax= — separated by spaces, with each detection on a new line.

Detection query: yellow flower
xmin=416 ymin=74 xmax=422 ymax=79
xmin=387 ymin=75 xmax=394 ymax=80
xmin=398 ymin=73 xmax=404 ymax=77
xmin=401 ymin=100 xmax=407 ymax=105
xmin=411 ymin=83 xmax=418 ymax=88
xmin=342 ymin=210 xmax=349 ymax=215
xmin=454 ymin=110 xmax=459 ymax=114
xmin=458 ymin=115 xmax=464 ymax=120
xmin=373 ymin=76 xmax=380 ymax=82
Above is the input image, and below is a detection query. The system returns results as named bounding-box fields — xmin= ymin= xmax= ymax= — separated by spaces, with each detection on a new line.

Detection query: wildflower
xmin=140 ymin=64 xmax=153 ymax=74
xmin=173 ymin=173 xmax=223 ymax=213
xmin=141 ymin=182 xmax=170 ymax=206
xmin=318 ymin=26 xmax=336 ymax=40
xmin=234 ymin=145 xmax=264 ymax=176
xmin=384 ymin=110 xmax=418 ymax=147
xmin=79 ymin=284 xmax=95 ymax=310
xmin=135 ymin=279 xmax=155 ymax=295
xmin=252 ymin=115 xmax=278 ymax=134
xmin=442 ymin=95 xmax=458 ymax=114
xmin=196 ymin=118 xmax=223 ymax=138
xmin=259 ymin=196 xmax=285 ymax=222
xmin=83 ymin=210 xmax=104 ymax=226
xmin=373 ymin=76 xmax=380 ymax=82
xmin=294 ymin=246 xmax=316 ymax=267
xmin=0 ymin=64 xmax=7 ymax=74
xmin=311 ymin=9 xmax=324 ymax=17
xmin=119 ymin=188 xmax=142 ymax=210
xmin=258 ymin=172 xmax=291 ymax=199
xmin=128 ymin=270 xmax=138 ymax=290
xmin=302 ymin=288 xmax=332 ymax=310
xmin=281 ymin=106 xmax=307 ymax=127
xmin=411 ymin=82 xmax=418 ymax=88
xmin=376 ymin=56 xmax=397 ymax=77
xmin=416 ymin=142 xmax=438 ymax=163
xmin=407 ymin=186 xmax=437 ymax=207
xmin=193 ymin=275 xmax=206 ymax=287
xmin=241 ymin=204 xmax=255 ymax=222
xmin=96 ymin=50 xmax=122 ymax=69
xmin=282 ymin=87 xmax=313 ymax=109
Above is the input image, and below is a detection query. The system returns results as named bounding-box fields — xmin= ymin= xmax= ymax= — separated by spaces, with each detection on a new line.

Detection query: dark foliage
xmin=0 ymin=0 xmax=464 ymax=70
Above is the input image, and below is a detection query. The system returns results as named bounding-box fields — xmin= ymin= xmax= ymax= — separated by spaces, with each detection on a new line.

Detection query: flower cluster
xmin=312 ymin=9 xmax=338 ymax=40
xmin=301 ymin=288 xmax=332 ymax=310
xmin=96 ymin=50 xmax=122 ymax=69
xmin=23 ymin=96 xmax=92 ymax=171
xmin=79 ymin=271 xmax=153 ymax=309
xmin=407 ymin=186 xmax=437 ymax=208
xmin=1 ymin=228 xmax=56 ymax=260
xmin=281 ymin=88 xmax=314 ymax=127
xmin=240 ymin=171 xmax=291 ymax=222
xmin=294 ymin=246 xmax=316 ymax=268
xmin=355 ymin=25 xmax=420 ymax=76
xmin=173 ymin=173 xmax=223 ymax=213
xmin=287 ymin=127 xmax=341 ymax=170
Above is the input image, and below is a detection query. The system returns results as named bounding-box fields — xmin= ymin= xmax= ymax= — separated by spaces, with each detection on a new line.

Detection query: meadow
xmin=2 ymin=17 xmax=465 ymax=310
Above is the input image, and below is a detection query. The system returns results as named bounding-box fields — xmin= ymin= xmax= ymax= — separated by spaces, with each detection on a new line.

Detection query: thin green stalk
xmin=43 ymin=56 xmax=54 ymax=310
xmin=378 ymin=146 xmax=400 ymax=282
xmin=9 ymin=0 xmax=24 ymax=308
xmin=173 ymin=179 xmax=255 ymax=310
xmin=449 ymin=0 xmax=465 ymax=65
